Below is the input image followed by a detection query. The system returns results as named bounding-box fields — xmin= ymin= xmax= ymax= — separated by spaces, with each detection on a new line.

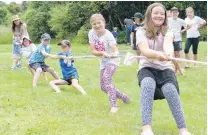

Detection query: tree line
xmin=0 ymin=1 xmax=207 ymax=43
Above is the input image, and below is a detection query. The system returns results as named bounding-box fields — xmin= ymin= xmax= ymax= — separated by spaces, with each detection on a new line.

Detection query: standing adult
xmin=184 ymin=7 xmax=206 ymax=67
xmin=11 ymin=15 xmax=29 ymax=70
xmin=124 ymin=17 xmax=134 ymax=45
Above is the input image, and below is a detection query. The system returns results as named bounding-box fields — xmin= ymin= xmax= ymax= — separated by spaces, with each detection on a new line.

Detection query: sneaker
xmin=110 ymin=107 xmax=119 ymax=113
xmin=123 ymin=97 xmax=131 ymax=104
xmin=180 ymin=131 xmax=191 ymax=135
xmin=11 ymin=66 xmax=18 ymax=70
xmin=141 ymin=130 xmax=154 ymax=135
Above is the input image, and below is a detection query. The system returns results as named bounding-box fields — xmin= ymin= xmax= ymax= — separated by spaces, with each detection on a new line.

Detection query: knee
xmin=49 ymin=81 xmax=55 ymax=86
xmin=71 ymin=82 xmax=78 ymax=88
xmin=36 ymin=68 xmax=42 ymax=73
xmin=162 ymin=83 xmax=178 ymax=96
xmin=193 ymin=50 xmax=198 ymax=55
xmin=184 ymin=49 xmax=189 ymax=54
xmin=141 ymin=77 xmax=156 ymax=90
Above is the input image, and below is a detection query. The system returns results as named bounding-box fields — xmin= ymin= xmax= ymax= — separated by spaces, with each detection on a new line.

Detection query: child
xmin=131 ymin=12 xmax=143 ymax=64
xmin=184 ymin=7 xmax=206 ymax=67
xmin=112 ymin=27 xmax=118 ymax=41
xmin=21 ymin=36 xmax=47 ymax=80
xmin=88 ymin=13 xmax=131 ymax=113
xmin=168 ymin=7 xmax=190 ymax=74
xmin=49 ymin=40 xmax=87 ymax=95
xmin=136 ymin=3 xmax=191 ymax=135
xmin=29 ymin=33 xmax=59 ymax=87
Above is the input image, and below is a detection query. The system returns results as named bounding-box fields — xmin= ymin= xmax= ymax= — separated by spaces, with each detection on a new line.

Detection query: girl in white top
xmin=21 ymin=37 xmax=47 ymax=80
xmin=88 ymin=14 xmax=131 ymax=113
xmin=184 ymin=7 xmax=206 ymax=67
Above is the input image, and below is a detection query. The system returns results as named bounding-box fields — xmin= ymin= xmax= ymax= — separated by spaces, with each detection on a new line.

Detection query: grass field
xmin=0 ymin=42 xmax=207 ymax=135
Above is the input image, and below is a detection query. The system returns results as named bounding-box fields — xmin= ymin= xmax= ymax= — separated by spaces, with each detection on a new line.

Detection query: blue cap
xmin=132 ymin=12 xmax=143 ymax=19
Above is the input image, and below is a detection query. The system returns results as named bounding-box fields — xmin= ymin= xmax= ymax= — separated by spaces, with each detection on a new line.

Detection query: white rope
xmin=123 ymin=52 xmax=207 ymax=66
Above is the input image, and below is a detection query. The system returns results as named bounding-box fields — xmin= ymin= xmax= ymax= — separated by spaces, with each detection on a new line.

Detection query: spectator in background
xmin=168 ymin=7 xmax=190 ymax=74
xmin=131 ymin=12 xmax=143 ymax=64
xmin=11 ymin=15 xmax=29 ymax=70
xmin=112 ymin=27 xmax=118 ymax=42
xmin=124 ymin=18 xmax=134 ymax=45
xmin=167 ymin=10 xmax=172 ymax=18
xmin=184 ymin=7 xmax=207 ymax=67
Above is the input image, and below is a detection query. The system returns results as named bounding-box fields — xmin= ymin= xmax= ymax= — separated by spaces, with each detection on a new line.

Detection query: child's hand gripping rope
xmin=123 ymin=52 xmax=207 ymax=67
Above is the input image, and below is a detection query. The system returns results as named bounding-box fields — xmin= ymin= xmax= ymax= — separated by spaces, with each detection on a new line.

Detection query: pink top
xmin=136 ymin=27 xmax=174 ymax=70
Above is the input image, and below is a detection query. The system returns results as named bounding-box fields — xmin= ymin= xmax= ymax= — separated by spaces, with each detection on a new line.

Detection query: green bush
xmin=117 ymin=30 xmax=127 ymax=44
xmin=199 ymin=26 xmax=207 ymax=41
xmin=73 ymin=23 xmax=91 ymax=45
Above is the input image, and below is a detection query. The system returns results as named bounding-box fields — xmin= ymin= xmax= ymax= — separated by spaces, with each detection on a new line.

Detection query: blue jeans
xmin=13 ymin=40 xmax=21 ymax=55
xmin=126 ymin=25 xmax=132 ymax=44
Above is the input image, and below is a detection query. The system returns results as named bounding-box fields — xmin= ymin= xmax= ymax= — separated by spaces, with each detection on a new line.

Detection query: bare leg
xmin=174 ymin=51 xmax=184 ymax=75
xmin=193 ymin=54 xmax=197 ymax=67
xmin=71 ymin=79 xmax=87 ymax=95
xmin=33 ymin=68 xmax=42 ymax=87
xmin=12 ymin=58 xmax=18 ymax=69
xmin=46 ymin=67 xmax=60 ymax=80
xmin=26 ymin=60 xmax=35 ymax=75
xmin=43 ymin=72 xmax=48 ymax=81
xmin=49 ymin=79 xmax=68 ymax=93
xmin=185 ymin=53 xmax=190 ymax=68
xmin=136 ymin=50 xmax=141 ymax=64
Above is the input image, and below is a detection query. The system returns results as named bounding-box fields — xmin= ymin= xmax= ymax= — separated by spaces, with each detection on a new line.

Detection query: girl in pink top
xmin=136 ymin=3 xmax=191 ymax=135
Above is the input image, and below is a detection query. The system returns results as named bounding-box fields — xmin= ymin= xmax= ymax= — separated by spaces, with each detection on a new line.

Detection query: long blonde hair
xmin=143 ymin=3 xmax=168 ymax=39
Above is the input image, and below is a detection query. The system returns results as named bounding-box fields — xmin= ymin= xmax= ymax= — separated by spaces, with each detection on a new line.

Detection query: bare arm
xmin=138 ymin=41 xmax=168 ymax=61
xmin=40 ymin=50 xmax=66 ymax=59
xmin=163 ymin=34 xmax=174 ymax=57
xmin=181 ymin=24 xmax=191 ymax=33
xmin=163 ymin=34 xmax=183 ymax=74
xmin=198 ymin=21 xmax=207 ymax=29
xmin=130 ymin=32 xmax=134 ymax=46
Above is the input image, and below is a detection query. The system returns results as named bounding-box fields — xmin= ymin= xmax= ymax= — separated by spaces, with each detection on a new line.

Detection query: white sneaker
xmin=141 ymin=130 xmax=154 ymax=135
xmin=180 ymin=131 xmax=191 ymax=135
xmin=110 ymin=107 xmax=119 ymax=113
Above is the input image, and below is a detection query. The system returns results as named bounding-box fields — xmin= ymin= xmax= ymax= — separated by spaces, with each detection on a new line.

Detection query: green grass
xmin=0 ymin=25 xmax=13 ymax=44
xmin=0 ymin=42 xmax=206 ymax=135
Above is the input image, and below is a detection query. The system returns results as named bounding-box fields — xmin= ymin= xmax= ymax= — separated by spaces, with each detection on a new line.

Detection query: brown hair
xmin=143 ymin=3 xmax=168 ymax=39
xmin=12 ymin=20 xmax=23 ymax=33
xmin=90 ymin=13 xmax=106 ymax=24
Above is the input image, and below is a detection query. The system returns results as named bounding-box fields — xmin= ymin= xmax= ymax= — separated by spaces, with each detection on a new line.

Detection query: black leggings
xmin=184 ymin=37 xmax=200 ymax=54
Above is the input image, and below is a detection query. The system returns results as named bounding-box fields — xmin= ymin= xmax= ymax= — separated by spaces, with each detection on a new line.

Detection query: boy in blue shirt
xmin=49 ymin=40 xmax=87 ymax=95
xmin=29 ymin=33 xmax=61 ymax=87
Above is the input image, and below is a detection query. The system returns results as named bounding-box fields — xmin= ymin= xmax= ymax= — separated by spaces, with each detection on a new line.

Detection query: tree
xmin=0 ymin=7 xmax=8 ymax=25
xmin=24 ymin=1 xmax=56 ymax=42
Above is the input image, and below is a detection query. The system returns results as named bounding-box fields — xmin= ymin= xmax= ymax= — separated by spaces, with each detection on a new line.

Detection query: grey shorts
xmin=29 ymin=62 xmax=49 ymax=72
xmin=173 ymin=41 xmax=182 ymax=51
